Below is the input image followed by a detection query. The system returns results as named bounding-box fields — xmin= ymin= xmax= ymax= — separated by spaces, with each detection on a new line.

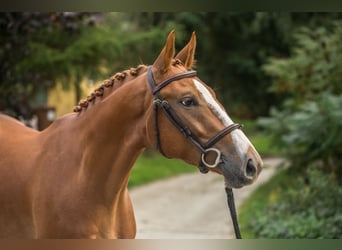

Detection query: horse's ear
xmin=152 ymin=30 xmax=175 ymax=75
xmin=175 ymin=31 xmax=196 ymax=69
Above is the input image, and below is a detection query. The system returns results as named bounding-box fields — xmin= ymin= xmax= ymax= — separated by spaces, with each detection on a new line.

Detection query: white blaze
xmin=193 ymin=79 xmax=251 ymax=160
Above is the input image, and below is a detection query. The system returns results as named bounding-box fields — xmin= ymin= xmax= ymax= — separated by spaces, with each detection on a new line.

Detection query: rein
xmin=147 ymin=66 xmax=242 ymax=239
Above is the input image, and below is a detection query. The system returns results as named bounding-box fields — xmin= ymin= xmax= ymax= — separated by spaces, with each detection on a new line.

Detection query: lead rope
xmin=225 ymin=187 xmax=242 ymax=239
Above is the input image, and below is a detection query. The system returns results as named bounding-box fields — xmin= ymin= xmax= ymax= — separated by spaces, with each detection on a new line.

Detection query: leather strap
xmin=204 ymin=124 xmax=243 ymax=149
xmin=148 ymin=68 xmax=197 ymax=96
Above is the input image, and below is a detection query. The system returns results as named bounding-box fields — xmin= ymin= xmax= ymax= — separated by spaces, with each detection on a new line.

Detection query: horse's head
xmin=145 ymin=31 xmax=263 ymax=188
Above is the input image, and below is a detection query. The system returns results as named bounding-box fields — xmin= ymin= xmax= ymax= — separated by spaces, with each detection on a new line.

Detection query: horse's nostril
xmin=246 ymin=159 xmax=257 ymax=177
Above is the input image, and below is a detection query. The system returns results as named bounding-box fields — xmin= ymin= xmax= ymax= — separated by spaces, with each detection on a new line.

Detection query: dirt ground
xmin=130 ymin=157 xmax=285 ymax=239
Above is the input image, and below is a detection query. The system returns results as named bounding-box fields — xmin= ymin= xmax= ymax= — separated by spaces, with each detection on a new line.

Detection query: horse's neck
xmin=64 ymin=76 xmax=149 ymax=202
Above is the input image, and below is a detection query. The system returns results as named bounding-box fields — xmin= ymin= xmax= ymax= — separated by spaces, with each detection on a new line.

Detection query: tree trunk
xmin=74 ymin=74 xmax=82 ymax=105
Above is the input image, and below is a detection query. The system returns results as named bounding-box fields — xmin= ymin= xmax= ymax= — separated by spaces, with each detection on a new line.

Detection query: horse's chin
xmin=208 ymin=165 xmax=248 ymax=189
xmin=223 ymin=177 xmax=247 ymax=189
xmin=217 ymin=162 xmax=255 ymax=189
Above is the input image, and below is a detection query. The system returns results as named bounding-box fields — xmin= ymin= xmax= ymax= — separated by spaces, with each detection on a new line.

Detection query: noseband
xmin=147 ymin=67 xmax=242 ymax=174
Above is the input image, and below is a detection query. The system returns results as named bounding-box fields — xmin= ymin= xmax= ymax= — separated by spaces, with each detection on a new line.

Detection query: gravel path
xmin=130 ymin=157 xmax=285 ymax=239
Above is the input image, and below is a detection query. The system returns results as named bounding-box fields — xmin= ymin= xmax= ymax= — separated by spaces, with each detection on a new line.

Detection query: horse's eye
xmin=181 ymin=97 xmax=196 ymax=107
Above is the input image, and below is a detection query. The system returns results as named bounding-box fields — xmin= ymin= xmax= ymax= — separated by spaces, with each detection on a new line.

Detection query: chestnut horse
xmin=0 ymin=31 xmax=262 ymax=238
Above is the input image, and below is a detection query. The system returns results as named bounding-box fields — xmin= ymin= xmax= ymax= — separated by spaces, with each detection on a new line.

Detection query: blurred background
xmin=0 ymin=12 xmax=341 ymax=238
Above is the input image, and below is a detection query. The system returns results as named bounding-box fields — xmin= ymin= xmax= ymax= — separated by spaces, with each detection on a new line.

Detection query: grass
xmin=250 ymin=133 xmax=281 ymax=157
xmin=128 ymin=150 xmax=196 ymax=188
xmin=235 ymin=117 xmax=281 ymax=157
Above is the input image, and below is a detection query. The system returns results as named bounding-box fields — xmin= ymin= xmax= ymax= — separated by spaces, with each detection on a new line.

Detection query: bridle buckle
xmin=201 ymin=148 xmax=222 ymax=168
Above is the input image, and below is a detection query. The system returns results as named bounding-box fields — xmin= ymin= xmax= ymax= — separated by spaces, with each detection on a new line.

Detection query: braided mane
xmin=73 ymin=64 xmax=148 ymax=113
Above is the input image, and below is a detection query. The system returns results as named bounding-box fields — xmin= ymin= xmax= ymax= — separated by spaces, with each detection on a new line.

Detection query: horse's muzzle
xmin=220 ymin=157 xmax=262 ymax=188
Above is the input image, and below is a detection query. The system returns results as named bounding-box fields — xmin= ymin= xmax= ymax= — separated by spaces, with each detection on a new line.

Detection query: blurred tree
xmin=0 ymin=12 xmax=98 ymax=119
xmin=3 ymin=12 xmax=342 ymax=120
xmin=127 ymin=12 xmax=342 ymax=118
xmin=0 ymin=13 xmax=170 ymax=119
xmin=188 ymin=13 xmax=342 ymax=118
xmin=193 ymin=12 xmax=292 ymax=118
xmin=258 ymin=20 xmax=342 ymax=176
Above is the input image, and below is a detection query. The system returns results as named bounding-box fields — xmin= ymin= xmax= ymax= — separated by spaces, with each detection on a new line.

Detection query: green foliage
xmin=0 ymin=13 xmax=173 ymax=117
xmin=245 ymin=166 xmax=342 ymax=238
xmin=18 ymin=20 xmax=170 ymax=92
xmin=192 ymin=12 xmax=293 ymax=118
xmin=0 ymin=13 xmax=96 ymax=117
xmin=126 ymin=12 xmax=335 ymax=118
xmin=258 ymin=21 xmax=342 ymax=175
xmin=259 ymin=93 xmax=342 ymax=175
xmin=3 ymin=13 xmax=342 ymax=120
xmin=241 ymin=20 xmax=342 ymax=239
xmin=168 ymin=13 xmax=342 ymax=118
xmin=263 ymin=21 xmax=342 ymax=106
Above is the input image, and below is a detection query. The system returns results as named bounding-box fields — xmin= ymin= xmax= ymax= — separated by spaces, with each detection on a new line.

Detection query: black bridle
xmin=147 ymin=66 xmax=242 ymax=239
xmin=147 ymin=67 xmax=242 ymax=172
